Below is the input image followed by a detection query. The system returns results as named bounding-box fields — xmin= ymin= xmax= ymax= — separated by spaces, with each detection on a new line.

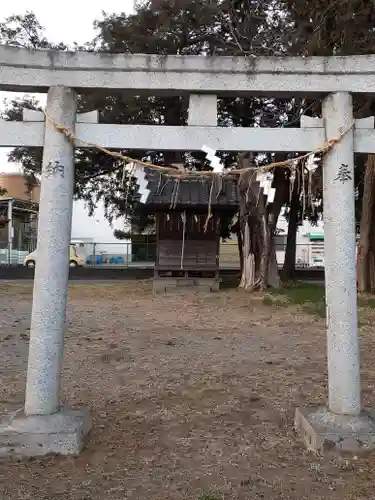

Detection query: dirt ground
xmin=1 ymin=281 xmax=375 ymax=500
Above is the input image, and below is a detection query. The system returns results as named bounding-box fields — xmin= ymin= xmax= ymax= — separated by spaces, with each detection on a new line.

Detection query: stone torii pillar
xmin=295 ymin=92 xmax=375 ymax=452
xmin=0 ymin=86 xmax=91 ymax=458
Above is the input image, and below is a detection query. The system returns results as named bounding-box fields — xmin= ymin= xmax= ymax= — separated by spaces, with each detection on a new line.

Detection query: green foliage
xmin=0 ymin=4 xmax=292 ymax=233
xmin=0 ymin=12 xmax=62 ymax=49
xmin=283 ymin=0 xmax=375 ymax=57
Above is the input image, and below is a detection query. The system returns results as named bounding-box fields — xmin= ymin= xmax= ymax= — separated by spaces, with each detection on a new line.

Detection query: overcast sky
xmin=0 ymin=0 xmax=135 ymax=172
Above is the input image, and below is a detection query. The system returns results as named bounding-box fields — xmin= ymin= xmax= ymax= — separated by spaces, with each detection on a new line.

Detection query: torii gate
xmin=1 ymin=46 xmax=375 ymax=457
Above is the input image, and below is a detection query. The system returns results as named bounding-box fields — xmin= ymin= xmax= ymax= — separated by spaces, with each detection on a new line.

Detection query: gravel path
xmin=0 ymin=282 xmax=374 ymax=500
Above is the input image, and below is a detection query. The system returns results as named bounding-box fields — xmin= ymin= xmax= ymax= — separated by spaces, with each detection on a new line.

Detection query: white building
xmin=275 ymin=213 xmax=324 ymax=268
xmin=0 ymin=172 xmax=132 ymax=265
xmin=71 ymin=199 xmax=131 ymax=265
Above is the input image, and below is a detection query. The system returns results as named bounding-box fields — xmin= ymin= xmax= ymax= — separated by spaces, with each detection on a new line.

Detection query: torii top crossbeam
xmin=1 ymin=45 xmax=375 ymax=96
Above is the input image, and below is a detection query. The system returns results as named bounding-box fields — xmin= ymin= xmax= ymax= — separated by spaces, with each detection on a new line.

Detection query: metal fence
xmin=76 ymin=241 xmax=154 ymax=268
xmin=0 ymin=246 xmax=32 ymax=266
xmin=220 ymin=241 xmax=324 ymax=269
xmin=0 ymin=239 xmax=326 ymax=269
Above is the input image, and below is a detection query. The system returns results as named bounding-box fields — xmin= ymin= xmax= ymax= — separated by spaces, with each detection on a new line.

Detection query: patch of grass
xmin=269 ymin=281 xmax=325 ymax=305
xmin=197 ymin=494 xmax=221 ymax=500
xmin=220 ymin=241 xmax=240 ymax=265
xmin=0 ymin=284 xmax=32 ymax=295
xmin=262 ymin=295 xmax=275 ymax=306
xmin=264 ymin=283 xmax=375 ymax=319
xmin=264 ymin=282 xmax=326 ymax=318
xmin=302 ymin=301 xmax=326 ymax=318
xmin=358 ymin=296 xmax=375 ymax=309
xmin=262 ymin=295 xmax=289 ymax=307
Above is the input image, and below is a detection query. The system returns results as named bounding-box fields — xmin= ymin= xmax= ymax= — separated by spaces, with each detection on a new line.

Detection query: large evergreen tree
xmin=0 ymin=3 xmax=289 ymax=223
xmin=0 ymin=2 xmax=341 ymax=287
xmin=282 ymin=0 xmax=375 ymax=289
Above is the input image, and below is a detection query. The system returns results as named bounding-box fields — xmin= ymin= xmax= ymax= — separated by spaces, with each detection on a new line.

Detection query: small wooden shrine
xmin=141 ymin=169 xmax=238 ymax=292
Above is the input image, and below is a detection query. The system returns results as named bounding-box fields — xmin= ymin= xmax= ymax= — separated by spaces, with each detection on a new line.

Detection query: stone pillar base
xmin=0 ymin=407 xmax=91 ymax=458
xmin=295 ymin=406 xmax=375 ymax=452
xmin=153 ymin=277 xmax=220 ymax=293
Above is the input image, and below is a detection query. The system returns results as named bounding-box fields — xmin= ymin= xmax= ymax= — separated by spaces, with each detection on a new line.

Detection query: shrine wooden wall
xmin=155 ymin=212 xmax=219 ymax=271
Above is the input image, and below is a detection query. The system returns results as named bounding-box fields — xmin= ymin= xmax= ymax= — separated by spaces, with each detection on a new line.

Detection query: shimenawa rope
xmin=44 ymin=110 xmax=355 ymax=180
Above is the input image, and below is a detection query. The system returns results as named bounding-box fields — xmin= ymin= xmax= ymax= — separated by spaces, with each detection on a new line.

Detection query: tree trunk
xmin=281 ymin=171 xmax=301 ymax=281
xmin=267 ymin=238 xmax=280 ymax=287
xmin=237 ymin=156 xmax=285 ymax=290
xmin=259 ymin=212 xmax=270 ymax=290
xmin=239 ymin=219 xmax=256 ymax=290
xmin=237 ymin=223 xmax=244 ymax=275
xmin=357 ymin=154 xmax=375 ymax=292
xmin=266 ymin=165 xmax=286 ymax=289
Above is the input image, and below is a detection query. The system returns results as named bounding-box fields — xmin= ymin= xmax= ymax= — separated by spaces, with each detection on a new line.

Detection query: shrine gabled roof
xmin=141 ymin=168 xmax=239 ymax=210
